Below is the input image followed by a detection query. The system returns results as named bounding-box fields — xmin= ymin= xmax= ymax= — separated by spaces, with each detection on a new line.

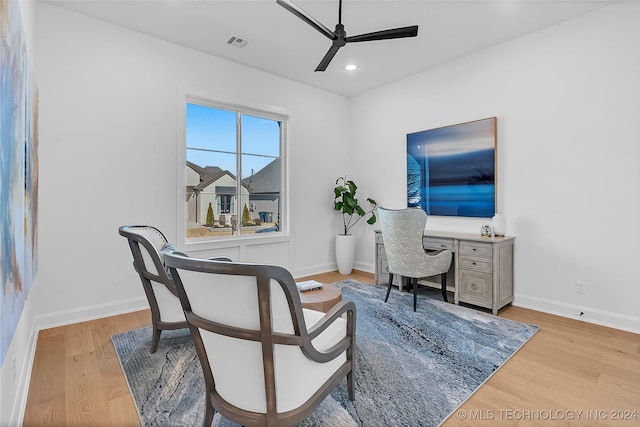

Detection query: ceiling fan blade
xmin=346 ymin=25 xmax=418 ymax=43
xmin=276 ymin=0 xmax=336 ymax=40
xmin=315 ymin=45 xmax=342 ymax=72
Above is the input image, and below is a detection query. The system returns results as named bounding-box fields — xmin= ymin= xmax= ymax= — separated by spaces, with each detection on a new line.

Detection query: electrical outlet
xmin=576 ymin=280 xmax=586 ymax=294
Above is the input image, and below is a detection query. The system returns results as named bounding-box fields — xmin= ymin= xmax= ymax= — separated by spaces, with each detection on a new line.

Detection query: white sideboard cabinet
xmin=374 ymin=230 xmax=515 ymax=315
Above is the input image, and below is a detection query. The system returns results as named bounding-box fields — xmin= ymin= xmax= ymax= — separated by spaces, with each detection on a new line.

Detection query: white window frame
xmin=177 ymin=94 xmax=290 ymax=253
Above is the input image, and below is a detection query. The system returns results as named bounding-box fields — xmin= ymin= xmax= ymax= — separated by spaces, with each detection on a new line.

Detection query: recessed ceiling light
xmin=344 ymin=64 xmax=358 ymax=71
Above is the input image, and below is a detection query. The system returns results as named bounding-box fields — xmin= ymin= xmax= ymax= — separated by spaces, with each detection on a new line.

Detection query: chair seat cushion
xmin=272 ymin=309 xmax=347 ymax=412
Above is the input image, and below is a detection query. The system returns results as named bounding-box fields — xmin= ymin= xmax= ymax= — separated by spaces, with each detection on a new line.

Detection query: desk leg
xmin=453 ymin=244 xmax=460 ymax=305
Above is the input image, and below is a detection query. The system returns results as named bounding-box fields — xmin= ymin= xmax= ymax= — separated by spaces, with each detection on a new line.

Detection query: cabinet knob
xmin=471 ymin=283 xmax=478 ymax=290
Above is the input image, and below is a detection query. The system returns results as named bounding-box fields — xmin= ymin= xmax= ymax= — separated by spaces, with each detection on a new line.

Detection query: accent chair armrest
xmin=301 ymin=300 xmax=356 ymax=364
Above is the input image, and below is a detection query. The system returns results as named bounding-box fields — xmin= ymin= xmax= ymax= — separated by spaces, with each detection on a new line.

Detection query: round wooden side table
xmin=299 ymin=283 xmax=342 ymax=313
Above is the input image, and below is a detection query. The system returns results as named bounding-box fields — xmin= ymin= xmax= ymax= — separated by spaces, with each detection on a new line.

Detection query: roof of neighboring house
xmin=186 ymin=161 xmax=250 ymax=194
xmin=242 ymin=158 xmax=280 ymax=194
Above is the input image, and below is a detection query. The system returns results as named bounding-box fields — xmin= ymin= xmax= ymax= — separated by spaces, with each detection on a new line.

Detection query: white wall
xmin=31 ymin=1 xmax=349 ymax=321
xmin=1 ymin=2 xmax=350 ymax=424
xmin=350 ymin=3 xmax=640 ymax=333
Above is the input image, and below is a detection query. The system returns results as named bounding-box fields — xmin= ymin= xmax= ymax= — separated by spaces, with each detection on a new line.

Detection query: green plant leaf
xmin=344 ymin=193 xmax=356 ymax=208
xmin=332 ymin=175 xmax=376 ymax=234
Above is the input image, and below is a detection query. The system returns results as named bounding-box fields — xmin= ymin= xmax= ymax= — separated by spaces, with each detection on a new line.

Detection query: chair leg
xmin=347 ymin=370 xmax=355 ymax=401
xmin=151 ymin=327 xmax=161 ymax=353
xmin=413 ymin=277 xmax=418 ymax=312
xmin=203 ymin=400 xmax=215 ymax=427
xmin=441 ymin=272 xmax=448 ymax=303
xmin=384 ymin=272 xmax=394 ymax=302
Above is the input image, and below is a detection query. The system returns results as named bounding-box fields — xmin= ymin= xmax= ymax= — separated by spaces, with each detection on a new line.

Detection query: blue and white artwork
xmin=407 ymin=118 xmax=496 ymax=218
xmin=1 ymin=0 xmax=39 ymax=366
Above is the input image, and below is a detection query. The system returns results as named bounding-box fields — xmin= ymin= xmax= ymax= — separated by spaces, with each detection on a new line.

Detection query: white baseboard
xmin=293 ymin=263 xmax=337 ymax=279
xmin=32 ymin=296 xmax=149 ymax=332
xmin=514 ymin=294 xmax=640 ymax=334
xmin=353 ymin=261 xmax=374 ymax=275
xmin=9 ymin=327 xmax=38 ymax=427
xmin=294 ymin=261 xmax=375 ymax=280
xmin=11 ymin=296 xmax=148 ymax=427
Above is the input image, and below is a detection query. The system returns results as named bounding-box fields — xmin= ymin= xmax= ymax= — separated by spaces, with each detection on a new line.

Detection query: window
xmin=218 ymin=194 xmax=233 ymax=215
xmin=185 ymin=99 xmax=286 ymax=240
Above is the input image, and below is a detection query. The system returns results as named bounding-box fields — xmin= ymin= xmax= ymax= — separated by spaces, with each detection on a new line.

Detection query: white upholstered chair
xmin=377 ymin=207 xmax=453 ymax=311
xmin=164 ymin=251 xmax=356 ymax=427
xmin=118 ymin=225 xmax=188 ymax=352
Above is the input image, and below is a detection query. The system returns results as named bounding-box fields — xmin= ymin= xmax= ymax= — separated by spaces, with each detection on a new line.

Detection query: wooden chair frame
xmin=118 ymin=225 xmax=188 ymax=352
xmin=165 ymin=252 xmax=356 ymax=427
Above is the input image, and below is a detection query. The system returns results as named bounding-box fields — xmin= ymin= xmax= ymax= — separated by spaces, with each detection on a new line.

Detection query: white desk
xmin=374 ymin=230 xmax=515 ymax=314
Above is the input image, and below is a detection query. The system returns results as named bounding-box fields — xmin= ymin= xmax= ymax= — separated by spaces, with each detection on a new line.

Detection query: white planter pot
xmin=335 ymin=234 xmax=355 ymax=275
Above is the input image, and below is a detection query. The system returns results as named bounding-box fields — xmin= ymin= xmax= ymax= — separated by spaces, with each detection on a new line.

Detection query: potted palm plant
xmin=333 ymin=176 xmax=377 ymax=274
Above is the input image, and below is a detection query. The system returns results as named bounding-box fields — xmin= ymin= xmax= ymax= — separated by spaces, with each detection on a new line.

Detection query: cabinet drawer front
xmin=375 ymin=232 xmax=384 ymax=244
xmin=459 ymin=241 xmax=492 ymax=258
xmin=423 ymin=237 xmax=454 ymax=251
xmin=459 ymin=270 xmax=493 ymax=307
xmin=377 ymin=244 xmax=387 ymax=256
xmin=459 ymin=257 xmax=492 ymax=272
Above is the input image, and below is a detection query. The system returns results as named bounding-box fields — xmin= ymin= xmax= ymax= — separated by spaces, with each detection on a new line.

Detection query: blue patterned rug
xmin=112 ymin=280 xmax=538 ymax=426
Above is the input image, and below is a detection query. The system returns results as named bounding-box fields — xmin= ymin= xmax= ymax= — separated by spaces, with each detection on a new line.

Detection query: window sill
xmin=183 ymin=232 xmax=290 ymax=254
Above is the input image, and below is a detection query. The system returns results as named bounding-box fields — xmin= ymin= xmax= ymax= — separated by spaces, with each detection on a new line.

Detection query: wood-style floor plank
xmin=23 ymin=271 xmax=640 ymax=426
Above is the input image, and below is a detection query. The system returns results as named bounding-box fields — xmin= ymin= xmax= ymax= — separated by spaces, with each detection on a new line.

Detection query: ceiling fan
xmin=276 ymin=0 xmax=419 ymax=72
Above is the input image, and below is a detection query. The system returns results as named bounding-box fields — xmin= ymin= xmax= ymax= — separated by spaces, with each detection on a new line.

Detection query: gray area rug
xmin=112 ymin=280 xmax=538 ymax=426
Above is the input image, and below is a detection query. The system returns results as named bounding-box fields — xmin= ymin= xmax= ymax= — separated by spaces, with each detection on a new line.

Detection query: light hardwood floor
xmin=24 ymin=271 xmax=639 ymax=426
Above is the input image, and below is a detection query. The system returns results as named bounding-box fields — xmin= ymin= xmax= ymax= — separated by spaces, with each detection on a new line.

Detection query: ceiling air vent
xmin=227 ymin=36 xmax=248 ymax=48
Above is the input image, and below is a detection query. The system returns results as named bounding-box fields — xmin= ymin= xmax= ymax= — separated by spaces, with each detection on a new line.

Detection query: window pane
xmin=240 ymin=114 xmax=281 ymax=235
xmin=186 ymin=104 xmax=239 ymax=238
xmin=185 ymin=101 xmax=285 ymax=240
xmin=242 ymin=114 xmax=280 ymax=157
xmin=186 ymin=103 xmax=236 ymax=152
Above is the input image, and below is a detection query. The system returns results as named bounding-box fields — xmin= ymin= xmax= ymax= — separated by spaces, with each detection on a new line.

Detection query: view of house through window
xmin=185 ymin=101 xmax=284 ymax=239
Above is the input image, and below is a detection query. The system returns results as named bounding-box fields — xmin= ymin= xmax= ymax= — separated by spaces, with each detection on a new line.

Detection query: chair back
xmin=118 ymin=225 xmax=184 ymax=324
xmin=164 ymin=251 xmax=356 ymax=426
xmin=377 ymin=207 xmax=431 ymax=278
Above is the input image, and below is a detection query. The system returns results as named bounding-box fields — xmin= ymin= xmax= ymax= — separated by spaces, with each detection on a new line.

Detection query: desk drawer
xmin=377 ymin=244 xmax=387 ymax=257
xmin=459 ymin=241 xmax=492 ymax=258
xmin=423 ymin=237 xmax=454 ymax=251
xmin=459 ymin=270 xmax=492 ymax=308
xmin=458 ymin=256 xmax=492 ymax=273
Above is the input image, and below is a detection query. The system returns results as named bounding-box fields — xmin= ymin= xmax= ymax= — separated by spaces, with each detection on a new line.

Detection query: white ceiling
xmin=45 ymin=0 xmax=613 ymax=97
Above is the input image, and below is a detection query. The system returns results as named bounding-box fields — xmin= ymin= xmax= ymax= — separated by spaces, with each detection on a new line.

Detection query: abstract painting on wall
xmin=407 ymin=117 xmax=496 ymax=218
xmin=1 ymin=0 xmax=39 ymax=366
